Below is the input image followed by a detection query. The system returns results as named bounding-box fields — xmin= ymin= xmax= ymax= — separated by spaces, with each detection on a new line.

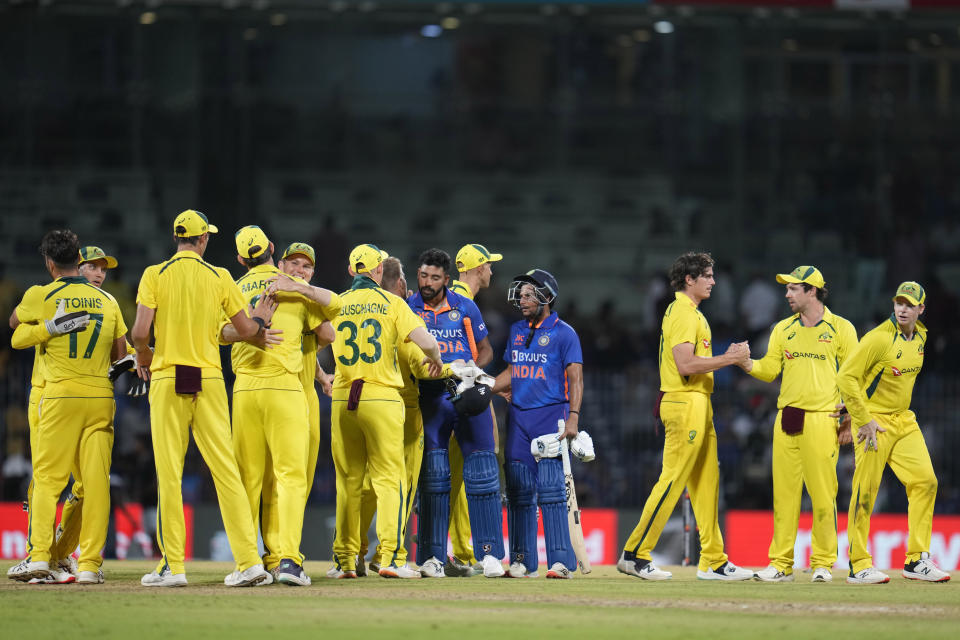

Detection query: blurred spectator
xmin=739 ymin=272 xmax=780 ymax=344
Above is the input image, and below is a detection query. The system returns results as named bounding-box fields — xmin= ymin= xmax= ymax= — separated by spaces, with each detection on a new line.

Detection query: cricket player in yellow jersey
xmin=619 ymin=252 xmax=753 ymax=581
xmin=740 ymin=266 xmax=858 ymax=583
xmin=220 ymin=227 xmax=339 ymax=586
xmin=442 ymin=243 xmax=503 ymax=575
xmin=838 ymin=282 xmax=950 ymax=584
xmin=132 ymin=210 xmax=271 ymax=588
xmin=328 ymin=244 xmax=443 ymax=578
xmin=8 ymin=230 xmax=127 ymax=584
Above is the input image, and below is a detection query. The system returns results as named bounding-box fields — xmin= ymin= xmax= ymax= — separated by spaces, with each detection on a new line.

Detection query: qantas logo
xmin=702 ymin=339 xmax=711 ymax=349
xmin=784 ymin=350 xmax=826 ymax=361
xmin=892 ymin=366 xmax=920 ymax=376
xmin=784 ymin=350 xmax=794 ymax=360
xmin=892 ymin=366 xmax=902 ymax=376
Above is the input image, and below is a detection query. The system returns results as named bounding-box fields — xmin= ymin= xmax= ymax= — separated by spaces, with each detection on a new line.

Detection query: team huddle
xmin=5 ymin=211 xmax=950 ymax=587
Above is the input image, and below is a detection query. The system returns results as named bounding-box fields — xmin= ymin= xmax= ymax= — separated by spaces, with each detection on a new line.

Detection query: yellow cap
xmin=893 ymin=281 xmax=926 ymax=306
xmin=349 ymin=243 xmax=388 ymax=274
xmin=234 ymin=225 xmax=270 ymax=259
xmin=280 ymin=242 xmax=315 ymax=265
xmin=456 ymin=243 xmax=503 ymax=272
xmin=173 ymin=209 xmax=218 ymax=237
xmin=776 ymin=265 xmax=825 ymax=289
xmin=78 ymin=246 xmax=118 ymax=269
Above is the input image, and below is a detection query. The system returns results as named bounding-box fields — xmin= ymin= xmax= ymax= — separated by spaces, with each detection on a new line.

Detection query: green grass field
xmin=1 ymin=561 xmax=955 ymax=639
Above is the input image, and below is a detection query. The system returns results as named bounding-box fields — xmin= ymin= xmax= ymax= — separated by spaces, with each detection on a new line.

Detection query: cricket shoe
xmin=276 ymin=559 xmax=310 ymax=586
xmin=846 ymin=567 xmax=890 ymax=584
xmin=811 ymin=568 xmax=833 ymax=583
xmin=31 ymin=563 xmax=76 ymax=585
xmin=257 ymin=568 xmax=276 ymax=586
xmin=379 ymin=564 xmax=421 ymax=579
xmin=368 ymin=561 xmax=381 ymax=574
xmin=77 ymin=569 xmax=104 ymax=584
xmin=481 ymin=555 xmax=505 ymax=578
xmin=7 ymin=560 xmax=50 ymax=583
xmin=141 ymin=568 xmax=187 ymax=587
xmin=617 ymin=552 xmax=672 ymax=581
xmin=420 ymin=557 xmax=446 ymax=578
xmin=903 ymin=553 xmax=951 ymax=583
xmin=754 ymin=565 xmax=794 ymax=582
xmin=445 ymin=556 xmax=476 ymax=577
xmin=57 ymin=556 xmax=78 ymax=575
xmin=546 ymin=563 xmax=572 ymax=579
xmin=506 ymin=562 xmax=538 ymax=578
xmin=225 ymin=564 xmax=268 ymax=587
xmin=697 ymin=561 xmax=753 ymax=581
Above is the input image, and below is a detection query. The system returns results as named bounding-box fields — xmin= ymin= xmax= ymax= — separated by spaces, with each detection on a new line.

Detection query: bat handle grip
xmin=560 ymin=436 xmax=572 ymax=475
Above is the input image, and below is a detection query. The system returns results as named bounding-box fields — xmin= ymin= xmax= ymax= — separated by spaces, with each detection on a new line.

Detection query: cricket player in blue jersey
xmin=407 ymin=248 xmax=505 ymax=578
xmin=490 ymin=269 xmax=588 ymax=578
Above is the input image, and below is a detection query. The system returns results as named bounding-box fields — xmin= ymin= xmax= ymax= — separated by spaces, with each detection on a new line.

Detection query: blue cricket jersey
xmin=504 ymin=311 xmax=583 ymax=409
xmin=407 ymin=287 xmax=488 ymax=364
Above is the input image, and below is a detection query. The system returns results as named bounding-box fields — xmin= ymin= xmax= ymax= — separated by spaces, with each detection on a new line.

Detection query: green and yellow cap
xmin=280 ymin=242 xmax=315 ymax=265
xmin=776 ymin=265 xmax=825 ymax=289
xmin=235 ymin=225 xmax=270 ymax=259
xmin=349 ymin=243 xmax=388 ymax=274
xmin=456 ymin=243 xmax=503 ymax=273
xmin=893 ymin=281 xmax=926 ymax=306
xmin=173 ymin=209 xmax=218 ymax=237
xmin=78 ymin=246 xmax=118 ymax=269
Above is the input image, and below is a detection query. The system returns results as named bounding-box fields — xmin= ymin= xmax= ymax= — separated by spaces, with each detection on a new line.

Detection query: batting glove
xmin=45 ymin=299 xmax=90 ymax=336
xmin=530 ymin=433 xmax=562 ymax=461
xmin=127 ymin=377 xmax=149 ymax=398
xmin=109 ymin=353 xmax=136 ymax=382
xmin=570 ymin=431 xmax=595 ymax=462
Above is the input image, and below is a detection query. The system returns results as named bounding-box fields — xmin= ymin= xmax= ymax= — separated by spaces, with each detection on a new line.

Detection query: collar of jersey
xmin=789 ymin=305 xmax=837 ymax=328
xmin=675 ymin=291 xmax=697 ymax=308
xmin=350 ymin=274 xmax=380 ymax=290
xmin=528 ymin=311 xmax=559 ymax=330
xmin=56 ymin=275 xmax=88 ymax=284
xmin=412 ymin=287 xmax=461 ymax=315
xmin=246 ymin=263 xmax=278 ymax=275
xmin=888 ymin=314 xmax=927 ymax=341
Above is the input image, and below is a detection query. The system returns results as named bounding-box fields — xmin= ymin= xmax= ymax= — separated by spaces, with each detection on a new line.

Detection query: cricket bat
xmin=560 ymin=420 xmax=592 ymax=574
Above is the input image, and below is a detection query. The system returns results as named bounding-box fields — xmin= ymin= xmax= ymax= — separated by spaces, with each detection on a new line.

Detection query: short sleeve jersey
xmin=503 ymin=311 xmax=582 ymax=409
xmin=838 ymin=316 xmax=926 ymax=427
xmin=137 ymin=250 xmax=246 ymax=372
xmin=407 ymin=288 xmax=487 ymax=364
xmin=230 ymin=264 xmax=341 ymax=377
xmin=15 ymin=276 xmax=127 ymax=391
xmin=659 ymin=291 xmax=714 ymax=394
xmin=449 ymin=280 xmax=473 ymax=299
xmin=332 ymin=275 xmax=426 ymax=390
xmin=748 ymin=307 xmax=859 ymax=412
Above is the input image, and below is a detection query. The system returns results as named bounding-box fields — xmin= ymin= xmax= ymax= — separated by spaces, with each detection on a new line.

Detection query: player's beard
xmin=419 ymin=285 xmax=442 ymax=304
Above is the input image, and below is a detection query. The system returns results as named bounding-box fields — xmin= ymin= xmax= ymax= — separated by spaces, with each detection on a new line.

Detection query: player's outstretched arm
xmin=266 ymin=273 xmax=334 ymax=307
xmin=475 ymin=336 xmax=493 ymax=368
xmin=311 ymin=320 xmax=335 ymax=349
xmin=562 ymin=362 xmax=584 ymax=439
xmin=10 ymin=321 xmax=52 ymax=349
xmin=491 ymin=367 xmax=512 ymax=394
xmin=131 ymin=303 xmax=156 ymax=378
xmin=673 ymin=340 xmax=749 ymax=376
xmin=408 ymin=326 xmax=443 ymax=377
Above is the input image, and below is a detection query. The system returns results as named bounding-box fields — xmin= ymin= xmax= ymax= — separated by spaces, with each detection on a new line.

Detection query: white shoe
xmin=141 ymin=568 xmax=187 ymax=587
xmin=546 ymin=562 xmax=572 ymax=579
xmin=56 ymin=556 xmax=78 ymax=575
xmin=697 ymin=561 xmax=753 ymax=581
xmin=77 ymin=569 xmax=104 ymax=584
xmin=257 ymin=568 xmax=275 ymax=586
xmin=617 ymin=552 xmax=672 ymax=581
xmin=445 ymin=556 xmax=477 ymax=577
xmin=846 ymin=567 xmax=890 ymax=584
xmin=225 ymin=564 xmax=269 ymax=587
xmin=811 ymin=568 xmax=833 ymax=583
xmin=379 ymin=564 xmax=421 ymax=579
xmin=754 ymin=565 xmax=794 ymax=582
xmin=903 ymin=553 xmax=951 ymax=583
xmin=507 ymin=561 xmax=538 ymax=578
xmin=368 ymin=561 xmax=381 ymax=574
xmin=420 ymin=557 xmax=446 ymax=578
xmin=481 ymin=555 xmax=505 ymax=578
xmin=276 ymin=560 xmax=310 ymax=586
xmin=7 ymin=560 xmax=50 ymax=582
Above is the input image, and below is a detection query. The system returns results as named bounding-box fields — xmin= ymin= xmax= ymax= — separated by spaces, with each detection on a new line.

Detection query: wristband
xmin=252 ymin=317 xmax=266 ymax=332
xmin=569 ymin=410 xmax=580 ymax=415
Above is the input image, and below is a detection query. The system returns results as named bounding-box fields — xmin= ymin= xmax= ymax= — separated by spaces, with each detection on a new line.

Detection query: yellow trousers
xmin=149 ymin=370 xmax=260 ymax=575
xmin=360 ymin=403 xmax=424 ymax=566
xmin=623 ymin=391 xmax=727 ymax=571
xmin=331 ymin=383 xmax=406 ymax=571
xmin=848 ymin=410 xmax=937 ymax=573
xmin=25 ymin=386 xmax=84 ymax=561
xmin=768 ymin=410 xmax=839 ymax=572
xmin=232 ymin=373 xmax=309 ymax=565
xmin=27 ymin=380 xmax=113 ymax=573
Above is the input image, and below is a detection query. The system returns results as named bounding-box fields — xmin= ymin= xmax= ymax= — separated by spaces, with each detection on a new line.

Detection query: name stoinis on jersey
xmin=503 ymin=312 xmax=582 ymax=409
xmin=53 ymin=296 xmax=104 ymax=310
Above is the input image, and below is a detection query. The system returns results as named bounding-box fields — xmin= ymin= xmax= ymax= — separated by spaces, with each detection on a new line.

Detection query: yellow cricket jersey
xmin=659 ymin=291 xmax=714 ymax=394
xmin=396 ymin=340 xmax=453 ymax=407
xmin=30 ymin=348 xmax=46 ymax=388
xmin=137 ymin=250 xmax=246 ymax=372
xmin=332 ymin=275 xmax=426 ymax=390
xmin=300 ymin=331 xmax=319 ymax=394
xmin=449 ymin=280 xmax=474 ymax=299
xmin=837 ymin=316 xmax=926 ymax=427
xmin=230 ymin=264 xmax=341 ymax=377
xmin=13 ymin=276 xmax=126 ymax=391
xmin=748 ymin=307 xmax=858 ymax=412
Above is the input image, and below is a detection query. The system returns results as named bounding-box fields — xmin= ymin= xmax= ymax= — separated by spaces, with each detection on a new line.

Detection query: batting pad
xmin=463 ymin=451 xmax=506 ymax=560
xmin=538 ymin=457 xmax=577 ymax=571
xmin=506 ymin=461 xmax=538 ymax=572
xmin=417 ymin=449 xmax=451 ymax=565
